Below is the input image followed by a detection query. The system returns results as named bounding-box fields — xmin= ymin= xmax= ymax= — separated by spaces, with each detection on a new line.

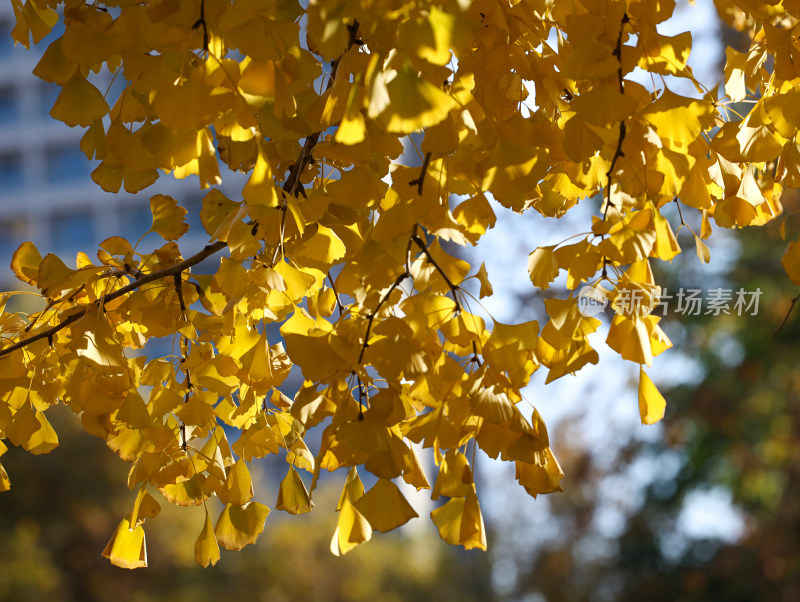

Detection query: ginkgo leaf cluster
xmin=3 ymin=0 xmax=800 ymax=567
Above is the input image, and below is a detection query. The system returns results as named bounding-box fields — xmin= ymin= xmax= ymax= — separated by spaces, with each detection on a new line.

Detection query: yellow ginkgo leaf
xmin=102 ymin=518 xmax=147 ymax=569
xmin=598 ymin=210 xmax=656 ymax=265
xmin=402 ymin=444 xmax=431 ymax=491
xmin=650 ymin=206 xmax=681 ymax=261
xmin=242 ymin=147 xmax=279 ymax=208
xmin=68 ymin=310 xmax=127 ymax=374
xmin=214 ymin=501 xmax=271 ymax=551
xmin=475 ymin=262 xmax=493 ymax=298
xmin=353 ymin=478 xmax=418 ymax=532
xmin=23 ymin=410 xmax=59 ymax=455
xmin=50 ymin=72 xmax=109 ymax=127
xmin=0 ymin=462 xmax=9 ymax=492
xmin=430 ymin=491 xmax=486 ymax=551
xmin=149 ymin=194 xmax=189 ymax=241
xmin=695 ymin=235 xmax=711 ymax=263
xmin=638 ymin=31 xmax=692 ymax=76
xmin=129 ymin=487 xmax=161 ymax=528
xmin=431 ymin=449 xmax=473 ymax=500
xmin=117 ymin=391 xmax=151 ymax=430
xmin=330 ymin=494 xmax=372 ymax=556
xmin=296 ymin=224 xmax=347 ymax=268
xmin=136 ymin=491 xmax=161 ymax=525
xmin=782 ymin=239 xmax=800 ymax=285
xmin=515 ymin=448 xmax=565 ymax=498
xmin=382 ymin=61 xmax=456 ymax=134
xmin=641 ymin=89 xmax=715 ymax=146
xmin=528 ymin=246 xmax=560 ymax=289
xmin=218 ymin=458 xmax=254 ymax=506
xmin=195 ymin=510 xmax=221 ymax=568
xmin=335 ymin=111 xmax=366 ymax=145
xmin=483 ymin=320 xmax=539 ymax=386
xmin=399 ymin=7 xmax=468 ymax=66
xmin=638 ymin=368 xmax=667 ymax=425
xmin=275 ymin=465 xmax=313 ymax=515
xmin=606 ymin=314 xmax=654 ymax=366
xmin=10 ymin=241 xmax=42 ymax=286
xmin=32 ymin=37 xmax=76 ymax=84
xmin=158 ymin=474 xmax=208 ymax=507
xmin=232 ymin=422 xmax=280 ymax=462
xmin=724 ymin=46 xmax=747 ymax=103
xmin=37 ymin=253 xmax=82 ymax=299
xmin=452 ymin=194 xmax=496 ymax=243
xmin=337 ymin=466 xmax=364 ymax=510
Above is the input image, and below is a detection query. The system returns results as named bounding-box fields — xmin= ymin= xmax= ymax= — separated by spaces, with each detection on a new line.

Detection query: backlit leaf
xmin=638 ymin=368 xmax=667 ymax=425
xmin=215 ymin=501 xmax=271 ymax=551
xmin=102 ymin=518 xmax=147 ymax=569
xmin=150 ymin=195 xmax=189 ymax=241
xmin=194 ymin=510 xmax=221 ymax=568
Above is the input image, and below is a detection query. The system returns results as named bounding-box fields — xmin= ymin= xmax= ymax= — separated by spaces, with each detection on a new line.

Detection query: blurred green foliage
xmin=506 ymin=198 xmax=800 ymax=601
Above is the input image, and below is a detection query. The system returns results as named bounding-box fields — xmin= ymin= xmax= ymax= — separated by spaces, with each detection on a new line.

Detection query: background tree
xmin=491 ymin=193 xmax=800 ymax=602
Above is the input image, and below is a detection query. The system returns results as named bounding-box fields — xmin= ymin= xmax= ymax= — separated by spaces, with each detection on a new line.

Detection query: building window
xmin=50 ymin=208 xmax=94 ymax=250
xmin=0 ymin=216 xmax=28 ymax=259
xmin=0 ymin=20 xmax=13 ymax=57
xmin=0 ymin=86 xmax=17 ymax=124
xmin=39 ymin=81 xmax=61 ymax=117
xmin=119 ymin=203 xmax=153 ymax=240
xmin=182 ymin=192 xmax=204 ymax=236
xmin=46 ymin=144 xmax=89 ymax=183
xmin=0 ymin=152 xmax=24 ymax=190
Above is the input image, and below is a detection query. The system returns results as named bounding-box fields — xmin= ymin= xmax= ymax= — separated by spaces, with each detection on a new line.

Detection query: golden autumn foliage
xmin=4 ymin=0 xmax=800 ymax=567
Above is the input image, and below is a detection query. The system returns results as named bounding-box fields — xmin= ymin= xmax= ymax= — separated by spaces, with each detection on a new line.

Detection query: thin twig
xmin=357 ymin=271 xmax=410 ymax=364
xmin=327 ymin=272 xmax=345 ymax=317
xmin=411 ymin=232 xmax=462 ymax=312
xmin=192 ymin=0 xmax=209 ymax=52
xmin=356 ymin=375 xmax=366 ymax=420
xmin=409 ymin=152 xmax=432 ymax=195
xmin=775 ymin=293 xmax=800 ymax=338
xmin=470 ymin=341 xmax=481 ymax=366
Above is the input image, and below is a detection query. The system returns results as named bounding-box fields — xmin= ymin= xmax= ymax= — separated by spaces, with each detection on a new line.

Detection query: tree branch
xmin=192 ymin=0 xmax=209 ymax=52
xmin=327 ymin=272 xmax=345 ymax=317
xmin=282 ymin=20 xmax=361 ymax=199
xmin=0 ymin=241 xmax=226 ymax=359
xmin=0 ymin=24 xmax=367 ymax=362
xmin=357 ymin=271 xmax=410 ymax=365
xmin=409 ymin=152 xmax=432 ymax=195
xmin=411 ymin=231 xmax=462 ymax=313
xmin=603 ymin=13 xmax=629 ymax=221
xmin=174 ymin=272 xmax=187 ymax=314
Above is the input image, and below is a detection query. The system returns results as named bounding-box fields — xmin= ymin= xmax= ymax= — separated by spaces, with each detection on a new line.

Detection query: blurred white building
xmin=0 ymin=6 xmax=211 ymax=287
